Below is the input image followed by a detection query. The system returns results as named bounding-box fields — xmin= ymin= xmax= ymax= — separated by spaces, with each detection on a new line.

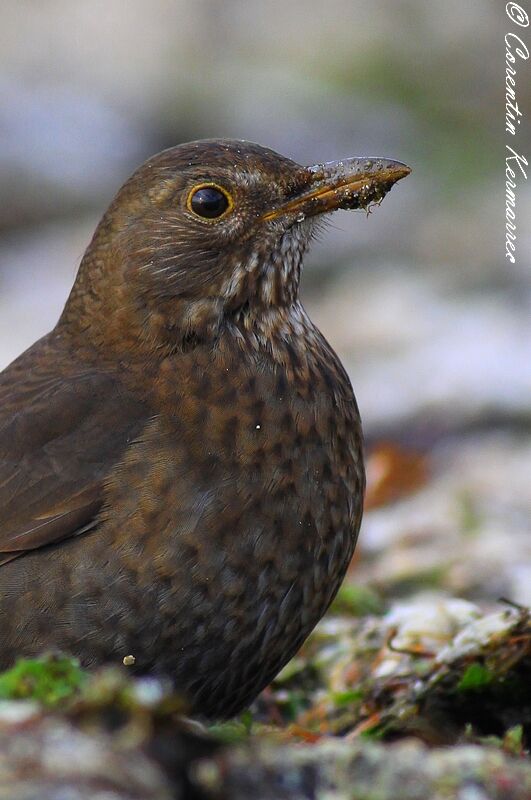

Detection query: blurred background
xmin=1 ymin=0 xmax=530 ymax=604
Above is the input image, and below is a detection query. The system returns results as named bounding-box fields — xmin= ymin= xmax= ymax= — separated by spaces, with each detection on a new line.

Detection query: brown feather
xmin=0 ymin=332 xmax=148 ymax=559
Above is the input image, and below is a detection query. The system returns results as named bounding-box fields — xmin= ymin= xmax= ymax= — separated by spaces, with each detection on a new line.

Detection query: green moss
xmin=457 ymin=662 xmax=494 ymax=691
xmin=208 ymin=719 xmax=253 ymax=744
xmin=503 ymin=724 xmax=524 ymax=756
xmin=0 ymin=655 xmax=87 ymax=707
xmin=331 ymin=689 xmax=364 ymax=708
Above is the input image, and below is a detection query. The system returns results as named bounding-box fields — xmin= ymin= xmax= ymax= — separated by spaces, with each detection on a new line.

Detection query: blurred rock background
xmin=1 ymin=1 xmax=530 ymax=603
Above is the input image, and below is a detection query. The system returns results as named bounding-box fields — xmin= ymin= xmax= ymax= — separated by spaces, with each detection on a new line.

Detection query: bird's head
xmin=63 ymin=139 xmax=410 ymax=354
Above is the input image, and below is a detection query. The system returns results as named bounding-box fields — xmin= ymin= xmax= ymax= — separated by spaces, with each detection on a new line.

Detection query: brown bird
xmin=0 ymin=140 xmax=409 ymax=717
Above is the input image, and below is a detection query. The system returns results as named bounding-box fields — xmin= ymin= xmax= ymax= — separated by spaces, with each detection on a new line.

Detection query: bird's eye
xmin=187 ymin=183 xmax=233 ymax=220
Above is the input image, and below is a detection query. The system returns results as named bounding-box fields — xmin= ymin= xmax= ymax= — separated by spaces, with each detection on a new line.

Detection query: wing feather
xmin=0 ymin=334 xmax=148 ymax=562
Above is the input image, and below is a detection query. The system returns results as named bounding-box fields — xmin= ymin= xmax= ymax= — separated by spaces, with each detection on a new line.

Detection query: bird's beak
xmin=263 ymin=157 xmax=411 ymax=221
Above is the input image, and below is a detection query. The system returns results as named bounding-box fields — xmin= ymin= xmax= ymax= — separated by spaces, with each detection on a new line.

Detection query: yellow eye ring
xmin=186 ymin=182 xmax=234 ymax=221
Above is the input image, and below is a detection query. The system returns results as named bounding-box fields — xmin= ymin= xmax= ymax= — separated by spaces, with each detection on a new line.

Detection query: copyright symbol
xmin=506 ymin=2 xmax=529 ymax=27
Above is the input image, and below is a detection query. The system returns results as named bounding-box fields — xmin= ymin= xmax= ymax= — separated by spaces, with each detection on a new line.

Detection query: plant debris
xmin=253 ymin=597 xmax=530 ymax=746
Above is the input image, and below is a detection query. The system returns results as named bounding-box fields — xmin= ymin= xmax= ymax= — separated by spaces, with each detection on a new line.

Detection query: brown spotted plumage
xmin=0 ymin=140 xmax=410 ymax=716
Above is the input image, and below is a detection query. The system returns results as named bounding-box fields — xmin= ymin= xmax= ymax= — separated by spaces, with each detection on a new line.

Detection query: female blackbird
xmin=0 ymin=140 xmax=409 ymax=717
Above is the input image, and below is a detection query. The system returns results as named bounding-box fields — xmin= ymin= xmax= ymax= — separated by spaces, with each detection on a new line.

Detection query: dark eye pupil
xmin=190 ymin=187 xmax=229 ymax=218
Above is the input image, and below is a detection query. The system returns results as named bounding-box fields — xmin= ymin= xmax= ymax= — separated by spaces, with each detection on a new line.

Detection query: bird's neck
xmin=58 ymin=223 xmax=309 ymax=364
xmin=226 ymin=300 xmax=312 ymax=354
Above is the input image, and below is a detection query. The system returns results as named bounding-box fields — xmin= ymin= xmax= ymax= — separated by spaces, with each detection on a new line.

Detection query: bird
xmin=0 ymin=139 xmax=410 ymax=717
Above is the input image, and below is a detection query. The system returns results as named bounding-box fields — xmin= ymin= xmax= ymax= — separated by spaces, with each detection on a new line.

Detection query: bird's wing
xmin=0 ymin=335 xmax=148 ymax=563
